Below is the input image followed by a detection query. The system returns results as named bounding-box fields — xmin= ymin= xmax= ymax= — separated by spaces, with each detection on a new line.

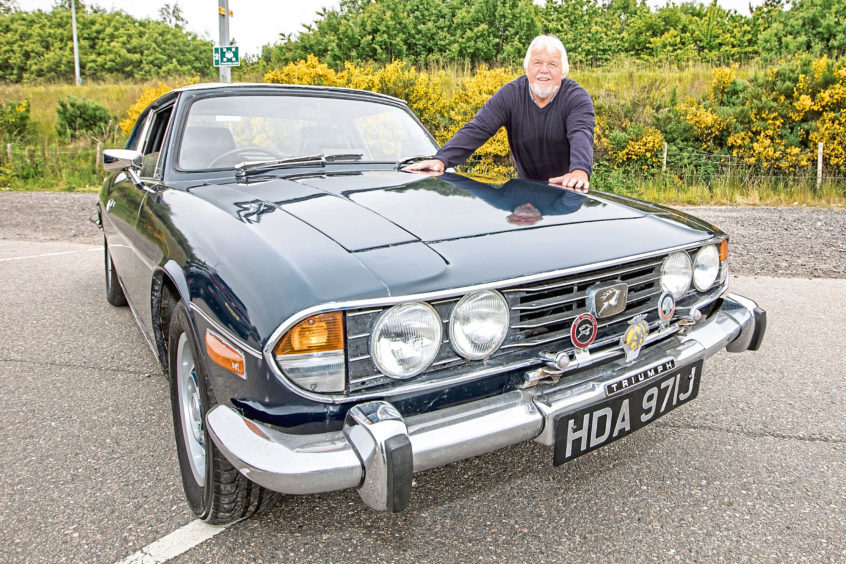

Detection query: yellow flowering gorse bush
xmin=615 ymin=127 xmax=665 ymax=171
xmin=677 ymin=101 xmax=727 ymax=151
xmin=119 ymin=79 xmax=199 ymax=135
xmin=796 ymin=57 xmax=846 ymax=166
xmin=680 ymin=57 xmax=846 ymax=170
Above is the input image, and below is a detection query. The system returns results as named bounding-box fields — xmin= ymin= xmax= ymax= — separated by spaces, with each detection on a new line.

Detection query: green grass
xmin=0 ymin=81 xmax=150 ymax=140
xmin=608 ymin=174 xmax=846 ymax=207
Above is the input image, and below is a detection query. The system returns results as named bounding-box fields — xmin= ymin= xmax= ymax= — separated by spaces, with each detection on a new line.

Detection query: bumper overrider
xmin=206 ymin=293 xmax=766 ymax=512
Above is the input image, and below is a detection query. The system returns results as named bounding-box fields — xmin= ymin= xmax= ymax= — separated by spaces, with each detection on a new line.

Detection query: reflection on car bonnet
xmin=437 ymin=175 xmax=587 ymax=217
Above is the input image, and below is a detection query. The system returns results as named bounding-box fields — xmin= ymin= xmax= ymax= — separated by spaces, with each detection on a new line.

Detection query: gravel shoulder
xmin=1 ymin=192 xmax=844 ymax=278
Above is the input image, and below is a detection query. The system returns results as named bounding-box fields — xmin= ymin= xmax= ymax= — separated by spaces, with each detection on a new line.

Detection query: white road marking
xmin=115 ymin=519 xmax=232 ymax=564
xmin=0 ymin=248 xmax=100 ymax=262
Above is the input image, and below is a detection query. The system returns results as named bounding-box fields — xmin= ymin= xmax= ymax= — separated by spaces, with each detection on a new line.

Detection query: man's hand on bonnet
xmin=549 ymin=170 xmax=589 ymax=193
xmin=403 ymin=159 xmax=445 ymax=174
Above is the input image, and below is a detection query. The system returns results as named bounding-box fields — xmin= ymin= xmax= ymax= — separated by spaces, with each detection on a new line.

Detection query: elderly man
xmin=405 ymin=35 xmax=595 ymax=192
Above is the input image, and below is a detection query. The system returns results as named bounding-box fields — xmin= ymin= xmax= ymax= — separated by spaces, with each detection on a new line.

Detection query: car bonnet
xmin=277 ymin=170 xmax=648 ymax=250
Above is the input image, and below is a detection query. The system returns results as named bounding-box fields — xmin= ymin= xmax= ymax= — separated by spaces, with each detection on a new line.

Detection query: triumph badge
xmin=586 ymin=282 xmax=628 ymax=319
xmin=570 ymin=313 xmax=598 ymax=349
xmin=621 ymin=315 xmax=649 ymax=362
xmin=657 ymin=291 xmax=676 ymax=327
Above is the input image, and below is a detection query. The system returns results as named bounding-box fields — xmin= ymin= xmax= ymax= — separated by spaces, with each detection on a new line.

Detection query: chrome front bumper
xmin=207 ymin=293 xmax=765 ymax=512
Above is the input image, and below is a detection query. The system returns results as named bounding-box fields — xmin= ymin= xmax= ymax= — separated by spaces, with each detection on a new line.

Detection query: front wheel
xmin=168 ymin=301 xmax=275 ymax=523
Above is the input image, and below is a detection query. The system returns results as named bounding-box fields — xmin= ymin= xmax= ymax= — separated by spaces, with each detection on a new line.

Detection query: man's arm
xmin=549 ymin=85 xmax=595 ymax=192
xmin=405 ymin=84 xmax=512 ymax=173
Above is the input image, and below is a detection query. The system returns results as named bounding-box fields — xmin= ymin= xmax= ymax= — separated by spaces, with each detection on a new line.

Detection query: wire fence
xmin=1 ymin=142 xmax=104 ymax=190
xmin=661 ymin=144 xmax=846 ymax=187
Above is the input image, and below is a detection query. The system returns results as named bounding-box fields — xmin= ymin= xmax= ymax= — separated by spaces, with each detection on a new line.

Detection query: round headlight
xmin=661 ymin=251 xmax=692 ymax=299
xmin=370 ymin=302 xmax=442 ymax=379
xmin=693 ymin=244 xmax=720 ymax=291
xmin=449 ymin=291 xmax=510 ymax=360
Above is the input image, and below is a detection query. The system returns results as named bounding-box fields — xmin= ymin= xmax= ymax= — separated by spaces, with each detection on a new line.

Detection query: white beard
xmin=530 ymin=81 xmax=560 ymax=100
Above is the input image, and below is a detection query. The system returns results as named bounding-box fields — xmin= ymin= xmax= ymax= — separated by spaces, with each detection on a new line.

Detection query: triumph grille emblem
xmin=587 ymin=282 xmax=628 ymax=319
xmin=570 ymin=313 xmax=597 ymax=349
xmin=621 ymin=315 xmax=649 ymax=362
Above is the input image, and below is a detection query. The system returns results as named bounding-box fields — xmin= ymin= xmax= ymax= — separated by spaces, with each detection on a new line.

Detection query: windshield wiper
xmin=235 ymin=153 xmax=363 ymax=178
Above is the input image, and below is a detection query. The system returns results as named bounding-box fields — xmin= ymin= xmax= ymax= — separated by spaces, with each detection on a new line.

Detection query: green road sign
xmin=213 ymin=46 xmax=240 ymax=67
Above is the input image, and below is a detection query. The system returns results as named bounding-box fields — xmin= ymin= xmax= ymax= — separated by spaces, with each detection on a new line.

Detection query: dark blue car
xmin=98 ymin=83 xmax=766 ymax=523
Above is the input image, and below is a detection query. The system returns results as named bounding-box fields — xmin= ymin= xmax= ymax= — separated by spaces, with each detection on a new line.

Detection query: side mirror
xmin=103 ymin=149 xmax=143 ymax=173
xmin=103 ymin=149 xmax=154 ymax=193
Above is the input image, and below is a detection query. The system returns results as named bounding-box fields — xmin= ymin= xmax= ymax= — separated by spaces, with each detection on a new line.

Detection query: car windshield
xmin=177 ymin=94 xmax=439 ymax=171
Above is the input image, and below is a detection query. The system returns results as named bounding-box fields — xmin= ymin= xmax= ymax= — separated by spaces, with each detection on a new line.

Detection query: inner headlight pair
xmin=371 ymin=290 xmax=510 ymax=380
xmin=661 ymin=243 xmax=725 ymax=299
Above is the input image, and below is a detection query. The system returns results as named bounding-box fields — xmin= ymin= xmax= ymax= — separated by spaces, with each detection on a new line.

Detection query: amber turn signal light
xmin=719 ymin=239 xmax=729 ymax=261
xmin=275 ymin=311 xmax=344 ymax=356
xmin=205 ymin=331 xmax=245 ymax=376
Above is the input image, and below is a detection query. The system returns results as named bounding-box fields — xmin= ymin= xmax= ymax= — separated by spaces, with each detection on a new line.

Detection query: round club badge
xmin=571 ymin=313 xmax=598 ymax=349
xmin=658 ymin=292 xmax=676 ymax=323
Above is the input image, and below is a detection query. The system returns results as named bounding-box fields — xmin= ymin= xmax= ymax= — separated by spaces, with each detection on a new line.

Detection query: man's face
xmin=506 ymin=202 xmax=543 ymax=226
xmin=526 ymin=46 xmax=563 ymax=101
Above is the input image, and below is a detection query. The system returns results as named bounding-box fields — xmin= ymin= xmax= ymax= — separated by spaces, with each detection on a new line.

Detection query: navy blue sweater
xmin=435 ymin=75 xmax=595 ymax=181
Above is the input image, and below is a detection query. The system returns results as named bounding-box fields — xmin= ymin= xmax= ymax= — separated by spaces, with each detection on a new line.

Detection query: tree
xmin=159 ymin=2 xmax=187 ymax=29
xmin=757 ymin=0 xmax=846 ymax=57
xmin=451 ymin=0 xmax=540 ymax=65
xmin=0 ymin=0 xmax=19 ymax=16
xmin=0 ymin=5 xmax=214 ymax=82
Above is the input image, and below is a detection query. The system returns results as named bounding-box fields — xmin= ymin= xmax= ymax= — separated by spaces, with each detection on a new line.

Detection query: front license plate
xmin=553 ymin=360 xmax=703 ymax=465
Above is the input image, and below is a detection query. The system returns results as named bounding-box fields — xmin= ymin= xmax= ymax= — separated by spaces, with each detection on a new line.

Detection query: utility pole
xmin=218 ymin=0 xmax=230 ymax=83
xmin=71 ymin=0 xmax=82 ymax=85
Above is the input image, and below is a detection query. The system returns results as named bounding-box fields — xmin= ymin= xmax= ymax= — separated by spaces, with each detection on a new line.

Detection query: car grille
xmin=343 ymin=250 xmax=709 ymax=396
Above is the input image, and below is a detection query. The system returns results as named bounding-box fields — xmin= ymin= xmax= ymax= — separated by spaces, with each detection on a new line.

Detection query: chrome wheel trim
xmin=177 ymin=332 xmax=206 ymax=487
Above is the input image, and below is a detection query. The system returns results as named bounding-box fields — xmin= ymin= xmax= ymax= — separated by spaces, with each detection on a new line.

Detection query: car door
xmin=104 ymin=104 xmax=174 ymax=337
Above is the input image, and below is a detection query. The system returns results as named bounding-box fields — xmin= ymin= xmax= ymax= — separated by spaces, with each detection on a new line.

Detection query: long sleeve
xmin=564 ymin=88 xmax=595 ymax=176
xmin=434 ymin=86 xmax=512 ymax=168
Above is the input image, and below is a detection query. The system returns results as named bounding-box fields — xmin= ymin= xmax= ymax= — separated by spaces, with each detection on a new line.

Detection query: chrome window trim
xmin=263 ymin=237 xmax=727 ymax=404
xmin=133 ymin=112 xmax=154 ymax=153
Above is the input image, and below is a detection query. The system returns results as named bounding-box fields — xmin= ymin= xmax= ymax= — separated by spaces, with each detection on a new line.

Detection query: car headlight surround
xmin=693 ymin=244 xmax=720 ymax=291
xmin=449 ymin=290 xmax=510 ymax=360
xmin=370 ymin=302 xmax=442 ymax=379
xmin=274 ymin=311 xmax=346 ymax=392
xmin=661 ymin=251 xmax=693 ymax=299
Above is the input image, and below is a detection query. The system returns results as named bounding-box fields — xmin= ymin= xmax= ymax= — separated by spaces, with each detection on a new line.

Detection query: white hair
xmin=523 ymin=35 xmax=569 ymax=78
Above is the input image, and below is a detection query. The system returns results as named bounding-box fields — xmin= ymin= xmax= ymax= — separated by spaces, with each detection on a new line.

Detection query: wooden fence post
xmin=96 ymin=142 xmax=102 ymax=169
xmin=6 ymin=143 xmax=11 ymax=164
xmin=817 ymin=142 xmax=824 ymax=191
xmin=662 ymin=142 xmax=668 ymax=172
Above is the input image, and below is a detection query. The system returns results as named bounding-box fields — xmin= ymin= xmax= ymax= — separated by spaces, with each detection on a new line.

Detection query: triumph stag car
xmin=98 ymin=83 xmax=766 ymax=523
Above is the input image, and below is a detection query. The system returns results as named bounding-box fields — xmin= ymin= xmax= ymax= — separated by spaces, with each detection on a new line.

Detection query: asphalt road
xmin=1 ymin=221 xmax=844 ymax=562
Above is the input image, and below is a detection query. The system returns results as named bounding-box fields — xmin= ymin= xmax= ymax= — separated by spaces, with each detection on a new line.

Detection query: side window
xmin=139 ymin=105 xmax=174 ymax=179
xmin=125 ymin=111 xmax=149 ymax=151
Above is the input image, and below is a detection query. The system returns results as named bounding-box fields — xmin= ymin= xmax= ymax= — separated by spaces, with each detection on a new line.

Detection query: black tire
xmin=104 ymin=236 xmax=127 ymax=307
xmin=167 ymin=301 xmax=276 ymax=524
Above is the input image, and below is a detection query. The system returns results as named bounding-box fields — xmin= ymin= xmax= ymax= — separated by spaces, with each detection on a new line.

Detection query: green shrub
xmin=56 ymin=96 xmax=117 ymax=140
xmin=0 ymin=98 xmax=31 ymax=142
